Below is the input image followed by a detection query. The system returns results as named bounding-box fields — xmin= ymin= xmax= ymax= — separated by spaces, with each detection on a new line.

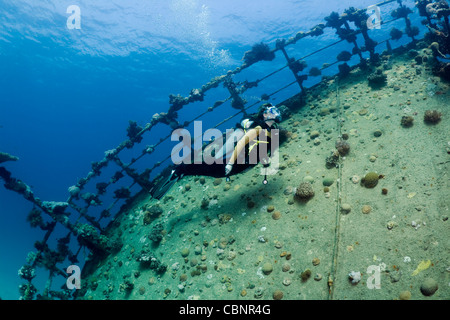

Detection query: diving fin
xmin=151 ymin=169 xmax=182 ymax=200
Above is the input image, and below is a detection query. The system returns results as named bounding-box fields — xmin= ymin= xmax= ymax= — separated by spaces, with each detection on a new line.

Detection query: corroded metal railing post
xmin=276 ymin=39 xmax=307 ymax=92
xmin=325 ymin=11 xmax=364 ymax=64
xmin=224 ymin=74 xmax=248 ymax=115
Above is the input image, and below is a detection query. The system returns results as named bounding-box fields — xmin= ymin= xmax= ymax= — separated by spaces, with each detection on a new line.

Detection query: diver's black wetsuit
xmin=175 ymin=155 xmax=252 ymax=178
xmin=150 ymin=115 xmax=278 ymax=199
xmin=176 ymin=117 xmax=277 ymax=178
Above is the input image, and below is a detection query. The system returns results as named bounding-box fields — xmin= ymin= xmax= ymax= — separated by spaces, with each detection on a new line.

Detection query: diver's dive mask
xmin=263 ymin=105 xmax=282 ymax=123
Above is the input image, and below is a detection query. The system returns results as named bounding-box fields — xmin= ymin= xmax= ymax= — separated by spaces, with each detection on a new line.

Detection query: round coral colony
xmin=362 ymin=172 xmax=379 ymax=188
xmin=361 ymin=205 xmax=372 ymax=214
xmin=341 ymin=203 xmax=351 ymax=214
xmin=273 ymin=290 xmax=284 ymax=300
xmin=262 ymin=262 xmax=273 ymax=275
xmin=272 ymin=211 xmax=281 ymax=220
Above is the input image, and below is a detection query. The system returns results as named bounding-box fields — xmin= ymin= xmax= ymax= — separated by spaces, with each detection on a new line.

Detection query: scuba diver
xmin=150 ymin=103 xmax=282 ymax=200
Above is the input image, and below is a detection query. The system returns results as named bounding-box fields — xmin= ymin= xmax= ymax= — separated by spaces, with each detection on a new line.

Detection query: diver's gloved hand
xmin=225 ymin=163 xmax=233 ymax=176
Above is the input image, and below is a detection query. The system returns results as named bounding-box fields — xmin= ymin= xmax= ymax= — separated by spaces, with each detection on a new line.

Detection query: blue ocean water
xmin=0 ymin=0 xmax=420 ymax=299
